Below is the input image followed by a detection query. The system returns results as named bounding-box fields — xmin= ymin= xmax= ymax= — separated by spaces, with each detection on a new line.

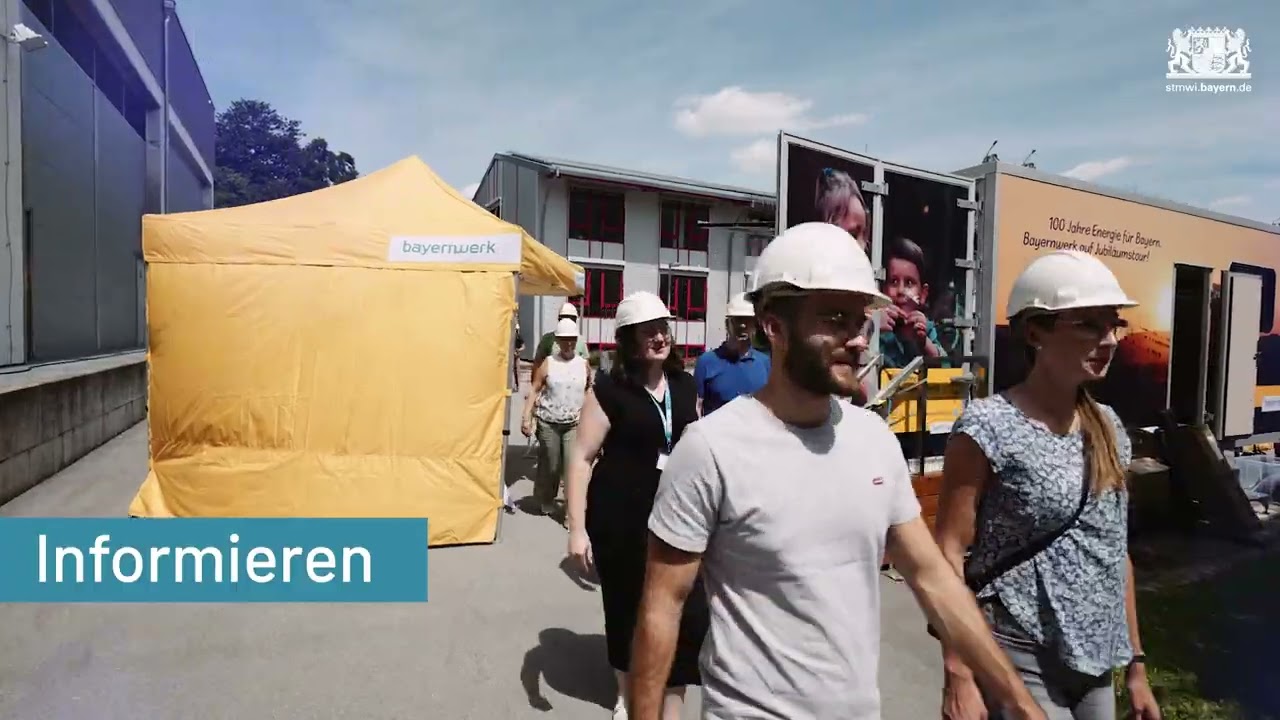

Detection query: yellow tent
xmin=128 ymin=156 xmax=584 ymax=546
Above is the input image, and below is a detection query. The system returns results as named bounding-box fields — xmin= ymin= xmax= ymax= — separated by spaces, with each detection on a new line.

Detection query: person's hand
xmin=521 ymin=417 xmax=534 ymax=438
xmin=1126 ymin=667 xmax=1161 ymax=719
xmin=906 ymin=310 xmax=929 ymax=339
xmin=567 ymin=529 xmax=594 ymax=577
xmin=878 ymin=305 xmax=902 ymax=333
xmin=942 ymin=674 xmax=988 ymax=720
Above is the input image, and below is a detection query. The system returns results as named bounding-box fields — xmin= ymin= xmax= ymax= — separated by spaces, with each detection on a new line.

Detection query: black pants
xmin=589 ymin=524 xmax=708 ymax=687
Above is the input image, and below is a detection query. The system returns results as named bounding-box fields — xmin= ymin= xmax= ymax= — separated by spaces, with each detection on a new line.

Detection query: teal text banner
xmin=0 ymin=518 xmax=429 ymax=603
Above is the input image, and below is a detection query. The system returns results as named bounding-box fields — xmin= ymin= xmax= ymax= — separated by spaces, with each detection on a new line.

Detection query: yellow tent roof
xmin=143 ymin=155 xmax=584 ymax=297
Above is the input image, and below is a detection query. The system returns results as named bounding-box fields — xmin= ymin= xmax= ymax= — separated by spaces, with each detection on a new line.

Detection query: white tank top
xmin=536 ymin=354 xmax=589 ymax=424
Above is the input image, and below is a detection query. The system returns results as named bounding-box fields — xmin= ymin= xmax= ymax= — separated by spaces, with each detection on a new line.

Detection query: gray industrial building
xmin=0 ymin=0 xmax=214 ymax=367
xmin=472 ymin=152 xmax=775 ymax=363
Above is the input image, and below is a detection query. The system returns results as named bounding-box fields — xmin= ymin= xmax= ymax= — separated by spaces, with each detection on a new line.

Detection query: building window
xmin=581 ymin=266 xmax=623 ymax=318
xmin=50 ymin=0 xmax=94 ymax=74
xmin=659 ymin=273 xmax=707 ymax=322
xmin=484 ymin=199 xmax=501 ymax=218
xmin=660 ymin=201 xmax=710 ymax=252
xmin=569 ymin=188 xmax=625 ymax=244
xmin=745 ymin=234 xmax=769 ymax=257
xmin=26 ymin=0 xmax=52 ymax=32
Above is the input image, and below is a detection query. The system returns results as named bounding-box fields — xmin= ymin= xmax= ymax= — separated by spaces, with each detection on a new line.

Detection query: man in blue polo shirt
xmin=695 ymin=292 xmax=771 ymax=416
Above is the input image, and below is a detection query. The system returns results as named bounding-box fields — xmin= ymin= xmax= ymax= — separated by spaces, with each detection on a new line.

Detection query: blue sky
xmin=177 ymin=0 xmax=1278 ymax=223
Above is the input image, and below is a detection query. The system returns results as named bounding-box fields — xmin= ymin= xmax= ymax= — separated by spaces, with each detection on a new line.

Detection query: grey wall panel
xmin=498 ymin=160 xmax=549 ymax=245
xmin=22 ymin=15 xmax=153 ymax=362
xmin=23 ymin=40 xmax=98 ymax=362
xmin=516 ymin=165 xmax=539 ymax=240
xmin=165 ymin=143 xmax=205 ymax=214
xmin=473 ymin=161 xmax=496 ymax=209
xmin=500 ymin=160 xmax=520 ymax=229
xmin=95 ymin=90 xmax=145 ymax=352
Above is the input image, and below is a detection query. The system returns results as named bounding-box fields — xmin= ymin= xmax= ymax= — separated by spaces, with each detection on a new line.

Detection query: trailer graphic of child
xmin=878 ymin=236 xmax=949 ymax=369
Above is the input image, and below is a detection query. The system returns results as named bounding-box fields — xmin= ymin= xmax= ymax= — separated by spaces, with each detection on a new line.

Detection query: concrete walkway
xmin=0 ymin=421 xmax=944 ymax=719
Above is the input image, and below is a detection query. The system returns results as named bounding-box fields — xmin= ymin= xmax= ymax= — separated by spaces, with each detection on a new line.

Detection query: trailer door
xmin=1217 ymin=271 xmax=1263 ymax=439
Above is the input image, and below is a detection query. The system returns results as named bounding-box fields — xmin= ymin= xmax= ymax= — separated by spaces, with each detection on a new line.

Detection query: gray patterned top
xmin=952 ymin=393 xmax=1134 ymax=677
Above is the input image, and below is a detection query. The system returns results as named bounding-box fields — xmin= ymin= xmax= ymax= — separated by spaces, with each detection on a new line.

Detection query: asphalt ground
xmin=0 ymin=406 xmax=944 ymax=719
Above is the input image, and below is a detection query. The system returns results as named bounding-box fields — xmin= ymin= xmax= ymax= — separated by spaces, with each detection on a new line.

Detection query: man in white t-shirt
xmin=628 ymin=223 xmax=1046 ymax=720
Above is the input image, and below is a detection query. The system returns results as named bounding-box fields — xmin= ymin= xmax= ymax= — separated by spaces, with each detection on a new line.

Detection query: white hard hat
xmin=725 ymin=292 xmax=755 ymax=318
xmin=558 ymin=302 xmax=579 ymax=318
xmin=747 ymin=222 xmax=890 ymax=307
xmin=554 ymin=318 xmax=579 ymax=338
xmin=614 ymin=291 xmax=673 ymax=328
xmin=1006 ymin=250 xmax=1137 ymax=319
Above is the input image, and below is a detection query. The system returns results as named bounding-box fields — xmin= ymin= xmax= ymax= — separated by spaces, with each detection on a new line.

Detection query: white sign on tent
xmin=388 ymin=234 xmax=523 ymax=265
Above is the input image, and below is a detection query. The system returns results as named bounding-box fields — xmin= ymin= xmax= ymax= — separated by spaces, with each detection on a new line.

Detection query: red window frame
xmin=659 ymin=273 xmax=708 ymax=322
xmin=581 ymin=266 xmax=623 ymax=318
xmin=659 ymin=201 xmax=709 ymax=252
xmin=569 ymin=188 xmax=625 ymax=244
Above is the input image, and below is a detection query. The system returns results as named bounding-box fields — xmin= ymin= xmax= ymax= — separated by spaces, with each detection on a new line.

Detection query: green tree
xmin=213 ymin=99 xmax=358 ymax=208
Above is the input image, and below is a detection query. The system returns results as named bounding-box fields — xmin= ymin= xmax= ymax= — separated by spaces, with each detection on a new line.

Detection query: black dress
xmin=585 ymin=369 xmax=709 ymax=686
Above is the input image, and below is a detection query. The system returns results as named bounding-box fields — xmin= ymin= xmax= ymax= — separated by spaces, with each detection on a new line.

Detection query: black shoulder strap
xmin=963 ymin=454 xmax=1092 ymax=595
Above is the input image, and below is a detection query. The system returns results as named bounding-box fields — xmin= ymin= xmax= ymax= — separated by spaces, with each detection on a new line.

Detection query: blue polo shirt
xmin=694 ymin=343 xmax=771 ymax=415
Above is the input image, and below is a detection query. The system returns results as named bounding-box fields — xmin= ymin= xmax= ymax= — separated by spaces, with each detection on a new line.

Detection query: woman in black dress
xmin=564 ymin=290 xmax=708 ymax=720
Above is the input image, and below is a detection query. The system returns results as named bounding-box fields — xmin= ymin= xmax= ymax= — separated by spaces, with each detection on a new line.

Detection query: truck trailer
xmin=776 ymin=132 xmax=1280 ymax=533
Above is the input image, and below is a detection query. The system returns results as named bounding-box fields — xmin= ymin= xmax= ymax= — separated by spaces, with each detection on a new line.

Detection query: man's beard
xmin=781 ymin=324 xmax=860 ymax=398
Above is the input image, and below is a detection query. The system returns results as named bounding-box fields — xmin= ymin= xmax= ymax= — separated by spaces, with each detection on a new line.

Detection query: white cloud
xmin=1061 ymin=157 xmax=1135 ymax=182
xmin=461 ymin=183 xmax=480 ymax=198
xmin=1210 ymin=194 xmax=1251 ymax=209
xmin=673 ymin=86 xmax=868 ymax=138
xmin=729 ymin=138 xmax=777 ymax=175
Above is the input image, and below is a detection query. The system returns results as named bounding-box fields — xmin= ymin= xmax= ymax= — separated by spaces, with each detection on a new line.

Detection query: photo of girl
xmin=814 ymin=167 xmax=870 ymax=251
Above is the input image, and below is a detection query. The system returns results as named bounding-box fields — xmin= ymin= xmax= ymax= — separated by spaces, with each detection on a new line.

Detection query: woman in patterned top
xmin=934 ymin=251 xmax=1161 ymax=720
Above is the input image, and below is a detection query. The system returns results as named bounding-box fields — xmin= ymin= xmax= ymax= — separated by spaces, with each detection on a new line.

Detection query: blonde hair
xmin=1074 ymin=386 xmax=1126 ymax=495
xmin=1014 ymin=312 xmax=1127 ymax=495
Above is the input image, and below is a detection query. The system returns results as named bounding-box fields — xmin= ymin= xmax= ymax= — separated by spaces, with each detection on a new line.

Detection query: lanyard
xmin=649 ymin=384 xmax=673 ymax=453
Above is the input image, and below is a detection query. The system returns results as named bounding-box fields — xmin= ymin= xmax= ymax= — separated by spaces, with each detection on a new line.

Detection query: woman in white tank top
xmin=521 ymin=319 xmax=593 ymax=516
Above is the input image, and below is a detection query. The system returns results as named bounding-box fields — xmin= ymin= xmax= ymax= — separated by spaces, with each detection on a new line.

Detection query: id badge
xmin=656 ymin=453 xmax=669 ymax=470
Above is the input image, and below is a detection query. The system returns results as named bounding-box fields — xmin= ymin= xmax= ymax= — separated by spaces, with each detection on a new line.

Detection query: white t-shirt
xmin=648 ymin=395 xmax=921 ymax=720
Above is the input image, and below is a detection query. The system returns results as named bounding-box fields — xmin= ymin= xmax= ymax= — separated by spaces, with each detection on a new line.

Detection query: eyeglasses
xmin=636 ymin=321 xmax=672 ymax=338
xmin=1062 ymin=317 xmax=1129 ymax=340
xmin=813 ymin=309 xmax=872 ymax=336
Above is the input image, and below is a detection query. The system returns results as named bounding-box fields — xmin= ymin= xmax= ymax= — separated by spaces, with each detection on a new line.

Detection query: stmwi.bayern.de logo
xmin=1166 ymin=27 xmax=1252 ymax=93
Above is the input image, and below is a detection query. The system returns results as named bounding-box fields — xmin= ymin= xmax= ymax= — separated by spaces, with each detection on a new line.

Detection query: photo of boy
xmin=878 ymin=236 xmax=949 ymax=369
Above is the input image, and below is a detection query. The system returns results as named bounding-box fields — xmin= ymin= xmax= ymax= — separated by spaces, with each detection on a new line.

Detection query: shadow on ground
xmin=504 ymin=447 xmax=537 ymax=490
xmin=520 ymin=629 xmax=615 ymax=712
xmin=1133 ymin=549 xmax=1280 ymax=719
